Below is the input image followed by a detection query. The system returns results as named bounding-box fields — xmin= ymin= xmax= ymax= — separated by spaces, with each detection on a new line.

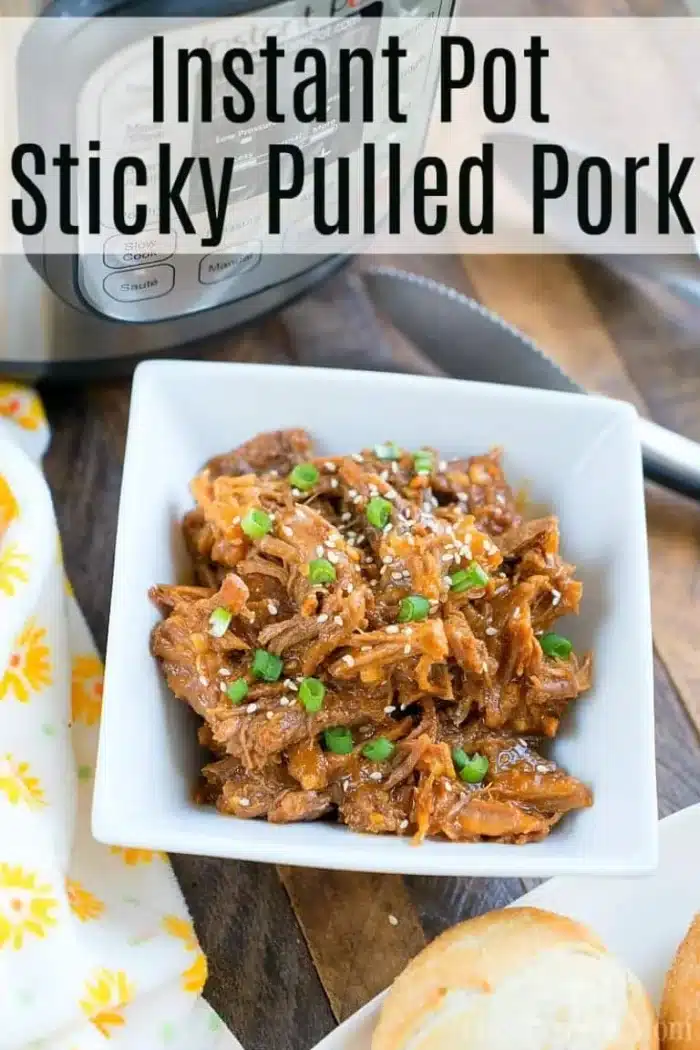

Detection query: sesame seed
xmin=457 ymin=492 xmax=468 ymax=502
xmin=551 ymin=589 xmax=561 ymax=606
xmin=536 ymin=764 xmax=549 ymax=773
xmin=280 ymin=697 xmax=290 ymax=706
xmin=316 ymin=545 xmax=325 ymax=557
xmin=342 ymin=654 xmax=355 ymax=667
xmin=369 ymin=770 xmax=383 ymax=781
xmin=346 ymin=584 xmax=354 ymax=593
xmin=327 ymin=552 xmax=340 ymax=564
xmin=441 ymin=553 xmax=453 ymax=563
xmin=352 ymin=495 xmax=363 ymax=504
xmin=384 ymin=524 xmax=394 ymax=534
xmin=246 ymin=703 xmax=258 ymax=714
xmin=403 ymin=644 xmax=411 ymax=655
xmin=268 ymin=602 xmax=278 ymax=615
xmin=384 ymin=705 xmax=396 ymax=714
xmin=391 ymin=572 xmax=403 ymax=581
xmin=333 ymin=615 xmax=343 ymax=626
xmin=317 ymin=613 xmax=329 ymax=623
xmin=269 ymin=469 xmax=279 ymax=477
xmin=219 ymin=681 xmax=227 ymax=692
xmin=391 ymin=461 xmax=399 ymax=474
xmin=494 ymin=585 xmax=509 ymax=596
xmin=348 ymin=488 xmax=357 ymax=498
xmin=266 ymin=710 xmax=274 ymax=720
xmin=355 ymin=536 xmax=366 ymax=545
xmin=330 ymin=478 xmax=339 ymax=489
xmin=342 ymin=779 xmax=351 ymax=792
xmin=199 ymin=676 xmax=209 ymax=686
xmin=399 ymin=819 xmax=409 ymax=829
xmin=485 ymin=626 xmax=498 ymax=636
xmin=481 ymin=661 xmax=488 ymax=673
xmin=218 ymin=668 xmax=231 ymax=676
xmin=283 ymin=525 xmax=293 ymax=537
xmin=361 ymin=645 xmax=371 ymax=651
xmin=288 ymin=682 xmax=299 ymax=692
xmin=388 ymin=914 xmax=399 ymax=926
xmin=324 ymin=462 xmax=336 ymax=472
xmin=444 ymin=781 xmax=453 ymax=792
xmin=512 ymin=608 xmax=521 ymax=620
xmin=352 ymin=453 xmax=364 ymax=463
xmin=386 ymin=625 xmax=399 ymax=634
xmin=379 ymin=471 xmax=389 ymax=481
xmin=439 ymin=460 xmax=447 ymax=471
xmin=232 ymin=515 xmax=241 ymax=525
xmin=341 ymin=512 xmax=352 ymax=522
xmin=238 ymin=797 xmax=251 ymax=807
xmin=382 ymin=555 xmax=393 ymax=565
xmin=292 ymin=488 xmax=301 ymax=497
xmin=326 ymin=537 xmax=336 ymax=548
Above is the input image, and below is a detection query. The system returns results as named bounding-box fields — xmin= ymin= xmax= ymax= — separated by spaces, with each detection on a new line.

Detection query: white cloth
xmin=0 ymin=382 xmax=243 ymax=1050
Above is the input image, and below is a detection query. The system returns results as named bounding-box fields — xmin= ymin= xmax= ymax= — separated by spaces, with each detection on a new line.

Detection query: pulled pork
xmin=150 ymin=429 xmax=593 ymax=844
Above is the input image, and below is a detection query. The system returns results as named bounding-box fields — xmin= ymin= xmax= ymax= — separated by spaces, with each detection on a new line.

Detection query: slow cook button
xmin=103 ymin=264 xmax=174 ymax=303
xmin=104 ymin=232 xmax=176 ymax=269
xmin=199 ymin=242 xmax=262 ymax=284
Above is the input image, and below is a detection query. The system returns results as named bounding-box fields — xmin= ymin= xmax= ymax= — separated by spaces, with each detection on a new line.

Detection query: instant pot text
xmin=8 ymin=19 xmax=700 ymax=252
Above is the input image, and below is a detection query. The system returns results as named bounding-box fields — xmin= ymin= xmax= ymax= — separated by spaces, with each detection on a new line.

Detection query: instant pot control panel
xmin=23 ymin=0 xmax=450 ymax=325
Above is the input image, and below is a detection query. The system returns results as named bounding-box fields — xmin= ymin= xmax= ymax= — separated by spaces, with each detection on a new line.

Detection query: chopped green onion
xmin=540 ymin=633 xmax=573 ymax=659
xmin=397 ymin=594 xmax=430 ymax=623
xmin=308 ymin=558 xmax=336 ymax=585
xmin=208 ymin=607 xmax=232 ymax=637
xmin=362 ymin=737 xmax=396 ymax=762
xmin=452 ymin=747 xmax=468 ymax=772
xmin=252 ymin=648 xmax=283 ymax=682
xmin=241 ymin=506 xmax=272 ymax=540
xmin=458 ymin=753 xmax=489 ymax=784
xmin=374 ymin=441 xmax=401 ymax=461
xmin=226 ymin=679 xmax=249 ymax=705
xmin=449 ymin=561 xmax=489 ymax=593
xmin=323 ymin=726 xmax=354 ymax=755
xmin=299 ymin=677 xmax=326 ymax=713
xmin=366 ymin=496 xmax=392 ymax=529
xmin=413 ymin=449 xmax=434 ymax=475
xmin=289 ymin=463 xmax=319 ymax=491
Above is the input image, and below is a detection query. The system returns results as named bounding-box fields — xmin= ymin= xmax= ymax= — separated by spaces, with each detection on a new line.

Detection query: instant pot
xmin=6 ymin=0 xmax=448 ymax=377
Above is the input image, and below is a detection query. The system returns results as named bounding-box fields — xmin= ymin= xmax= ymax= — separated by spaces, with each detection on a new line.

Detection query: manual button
xmin=103 ymin=264 xmax=174 ymax=303
xmin=104 ymin=231 xmax=176 ymax=269
xmin=199 ymin=241 xmax=261 ymax=284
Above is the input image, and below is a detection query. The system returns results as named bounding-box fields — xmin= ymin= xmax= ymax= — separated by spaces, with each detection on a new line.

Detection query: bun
xmin=661 ymin=914 xmax=700 ymax=1049
xmin=372 ymin=906 xmax=657 ymax=1050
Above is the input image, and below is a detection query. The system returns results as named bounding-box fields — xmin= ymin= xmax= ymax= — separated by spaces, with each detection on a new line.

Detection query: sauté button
xmin=103 ymin=264 xmax=175 ymax=302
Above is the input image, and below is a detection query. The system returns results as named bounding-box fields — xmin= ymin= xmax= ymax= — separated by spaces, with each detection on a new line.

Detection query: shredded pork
xmin=150 ymin=429 xmax=593 ymax=844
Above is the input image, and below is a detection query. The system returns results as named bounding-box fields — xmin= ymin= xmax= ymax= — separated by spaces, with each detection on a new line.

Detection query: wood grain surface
xmin=39 ymin=247 xmax=700 ymax=1050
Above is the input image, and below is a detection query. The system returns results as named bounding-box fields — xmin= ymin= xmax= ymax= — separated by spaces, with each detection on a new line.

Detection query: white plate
xmin=311 ymin=804 xmax=700 ymax=1050
xmin=93 ymin=360 xmax=656 ymax=876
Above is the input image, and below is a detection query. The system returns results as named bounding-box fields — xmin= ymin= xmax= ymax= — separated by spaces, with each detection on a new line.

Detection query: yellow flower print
xmin=66 ymin=879 xmax=104 ymax=922
xmin=79 ymin=968 xmax=135 ymax=1038
xmin=162 ymin=915 xmax=208 ymax=994
xmin=0 ymin=755 xmax=46 ymax=809
xmin=0 ymin=543 xmax=30 ymax=597
xmin=0 ymin=864 xmax=58 ymax=950
xmin=0 ymin=474 xmax=18 ymax=539
xmin=0 ymin=382 xmax=45 ymax=432
xmin=109 ymin=846 xmax=167 ymax=866
xmin=0 ymin=618 xmax=52 ymax=703
xmin=71 ymin=655 xmax=104 ymax=727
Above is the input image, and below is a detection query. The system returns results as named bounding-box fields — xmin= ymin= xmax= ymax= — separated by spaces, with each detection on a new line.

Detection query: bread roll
xmin=372 ymin=907 xmax=657 ymax=1050
xmin=660 ymin=913 xmax=700 ymax=1050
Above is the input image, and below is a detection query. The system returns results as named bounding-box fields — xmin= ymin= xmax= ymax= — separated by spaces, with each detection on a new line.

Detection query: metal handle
xmin=640 ymin=418 xmax=700 ymax=501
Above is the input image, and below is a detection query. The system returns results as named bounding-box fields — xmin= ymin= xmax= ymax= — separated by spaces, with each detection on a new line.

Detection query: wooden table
xmin=40 ymin=251 xmax=700 ymax=1050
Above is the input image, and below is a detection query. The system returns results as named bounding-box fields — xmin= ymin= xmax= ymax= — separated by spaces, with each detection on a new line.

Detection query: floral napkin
xmin=0 ymin=382 xmax=242 ymax=1050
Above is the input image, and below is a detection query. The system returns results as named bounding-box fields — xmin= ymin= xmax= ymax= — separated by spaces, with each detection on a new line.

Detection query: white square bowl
xmin=92 ymin=360 xmax=657 ymax=877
